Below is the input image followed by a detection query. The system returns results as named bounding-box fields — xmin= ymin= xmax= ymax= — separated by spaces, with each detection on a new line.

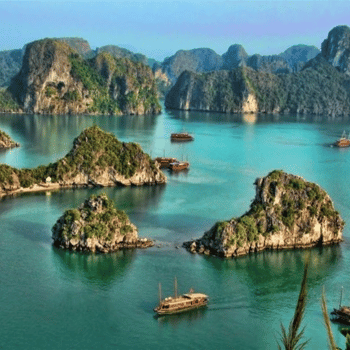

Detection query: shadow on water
xmin=0 ymin=113 xmax=158 ymax=144
xmin=201 ymin=245 xmax=342 ymax=293
xmin=166 ymin=108 xmax=350 ymax=125
xmin=154 ymin=307 xmax=208 ymax=327
xmin=47 ymin=184 xmax=167 ymax=213
xmin=6 ymin=219 xmax=52 ymax=244
xmin=0 ymin=182 xmax=166 ymax=214
xmin=0 ymin=113 xmax=159 ymax=168
xmin=52 ymin=247 xmax=136 ymax=288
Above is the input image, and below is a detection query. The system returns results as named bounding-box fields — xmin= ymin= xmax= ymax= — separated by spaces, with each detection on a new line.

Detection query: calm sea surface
xmin=1 ymin=105 xmax=350 ymax=349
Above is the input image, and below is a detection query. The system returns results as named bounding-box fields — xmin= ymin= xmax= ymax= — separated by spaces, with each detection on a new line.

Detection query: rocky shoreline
xmin=0 ymin=180 xmax=165 ymax=199
xmin=0 ymin=130 xmax=20 ymax=149
xmin=183 ymin=234 xmax=342 ymax=258
xmin=0 ymin=126 xmax=166 ymax=198
xmin=52 ymin=193 xmax=154 ymax=253
xmin=184 ymin=170 xmax=344 ymax=258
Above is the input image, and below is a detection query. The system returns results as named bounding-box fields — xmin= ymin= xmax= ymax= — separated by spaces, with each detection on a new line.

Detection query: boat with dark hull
xmin=331 ymin=306 xmax=350 ymax=324
xmin=154 ymin=278 xmax=208 ymax=316
xmin=171 ymin=133 xmax=194 ymax=142
xmin=331 ymin=288 xmax=350 ymax=324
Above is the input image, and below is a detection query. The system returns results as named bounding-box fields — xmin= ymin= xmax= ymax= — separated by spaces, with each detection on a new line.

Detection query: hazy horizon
xmin=0 ymin=1 xmax=348 ymax=61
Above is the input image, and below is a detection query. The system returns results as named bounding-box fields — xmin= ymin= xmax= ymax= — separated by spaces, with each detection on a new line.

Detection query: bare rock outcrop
xmin=321 ymin=25 xmax=350 ymax=76
xmin=52 ymin=193 xmax=153 ymax=253
xmin=0 ymin=130 xmax=20 ymax=149
xmin=165 ymin=69 xmax=259 ymax=113
xmin=8 ymin=38 xmax=161 ymax=115
xmin=184 ymin=171 xmax=344 ymax=258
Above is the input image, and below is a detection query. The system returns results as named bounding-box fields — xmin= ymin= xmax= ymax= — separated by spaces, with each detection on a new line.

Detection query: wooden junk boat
xmin=335 ymin=131 xmax=350 ymax=148
xmin=171 ymin=132 xmax=194 ymax=142
xmin=168 ymin=161 xmax=189 ymax=172
xmin=331 ymin=288 xmax=350 ymax=324
xmin=154 ymin=278 xmax=208 ymax=316
xmin=154 ymin=157 xmax=178 ymax=168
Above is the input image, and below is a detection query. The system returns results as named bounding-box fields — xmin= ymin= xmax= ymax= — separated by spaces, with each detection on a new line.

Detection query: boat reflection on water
xmin=155 ymin=305 xmax=208 ymax=327
xmin=52 ymin=247 xmax=136 ymax=287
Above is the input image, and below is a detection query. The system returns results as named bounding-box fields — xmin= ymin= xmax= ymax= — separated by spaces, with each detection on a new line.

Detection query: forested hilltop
xmin=52 ymin=193 xmax=153 ymax=253
xmin=0 ymin=38 xmax=161 ymax=115
xmin=0 ymin=126 xmax=166 ymax=198
xmin=185 ymin=171 xmax=344 ymax=258
xmin=165 ymin=25 xmax=350 ymax=117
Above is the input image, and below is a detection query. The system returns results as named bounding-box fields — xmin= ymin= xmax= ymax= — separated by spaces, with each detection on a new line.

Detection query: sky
xmin=0 ymin=1 xmax=349 ymax=61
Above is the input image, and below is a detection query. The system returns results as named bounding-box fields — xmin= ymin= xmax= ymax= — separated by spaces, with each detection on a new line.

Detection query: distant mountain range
xmin=165 ymin=25 xmax=350 ymax=117
xmin=155 ymin=44 xmax=320 ymax=86
xmin=1 ymin=26 xmax=349 ymax=117
xmin=0 ymin=37 xmax=158 ymax=88
xmin=0 ymin=36 xmax=320 ymax=92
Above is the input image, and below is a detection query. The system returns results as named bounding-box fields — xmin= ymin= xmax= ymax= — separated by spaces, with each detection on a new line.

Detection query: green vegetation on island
xmin=0 ymin=126 xmax=166 ymax=196
xmin=69 ymin=52 xmax=161 ymax=115
xmin=52 ymin=193 xmax=153 ymax=252
xmin=0 ymin=88 xmax=19 ymax=111
xmin=185 ymin=170 xmax=344 ymax=258
xmin=5 ymin=38 xmax=160 ymax=116
xmin=166 ymin=59 xmax=350 ymax=116
xmin=0 ymin=128 xmax=20 ymax=149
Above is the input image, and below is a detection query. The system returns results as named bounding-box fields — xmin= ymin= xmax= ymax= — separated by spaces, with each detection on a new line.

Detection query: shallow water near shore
xmin=1 ymin=106 xmax=350 ymax=349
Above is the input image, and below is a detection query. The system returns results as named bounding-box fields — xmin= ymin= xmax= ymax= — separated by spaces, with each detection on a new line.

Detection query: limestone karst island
xmin=1 ymin=38 xmax=161 ymax=115
xmin=0 ymin=25 xmax=350 ymax=118
xmin=52 ymin=193 xmax=153 ymax=253
xmin=2 ymin=11 xmax=350 ymax=350
xmin=184 ymin=171 xmax=344 ymax=258
xmin=0 ymin=126 xmax=166 ymax=198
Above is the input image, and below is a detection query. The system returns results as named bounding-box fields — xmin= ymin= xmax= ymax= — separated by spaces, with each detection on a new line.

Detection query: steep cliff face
xmin=0 ymin=126 xmax=166 ymax=198
xmin=321 ymin=25 xmax=350 ymax=76
xmin=8 ymin=38 xmax=161 ymax=115
xmin=9 ymin=39 xmax=93 ymax=115
xmin=184 ymin=171 xmax=344 ymax=258
xmin=0 ymin=129 xmax=20 ymax=149
xmin=52 ymin=193 xmax=153 ymax=253
xmin=153 ymin=66 xmax=172 ymax=98
xmin=165 ymin=56 xmax=350 ymax=116
xmin=165 ymin=69 xmax=259 ymax=113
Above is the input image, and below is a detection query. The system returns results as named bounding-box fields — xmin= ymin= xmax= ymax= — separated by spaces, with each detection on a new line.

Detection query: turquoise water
xmin=1 ymin=107 xmax=350 ymax=349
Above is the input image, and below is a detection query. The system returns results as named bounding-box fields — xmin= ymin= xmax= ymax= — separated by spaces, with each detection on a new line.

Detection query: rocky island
xmin=1 ymin=38 xmax=160 ymax=115
xmin=184 ymin=170 xmax=344 ymax=258
xmin=0 ymin=129 xmax=19 ymax=149
xmin=0 ymin=126 xmax=166 ymax=198
xmin=52 ymin=193 xmax=153 ymax=253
